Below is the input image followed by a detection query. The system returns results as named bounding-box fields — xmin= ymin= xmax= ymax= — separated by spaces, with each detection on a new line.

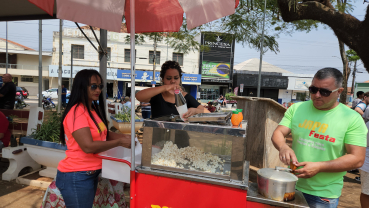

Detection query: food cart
xmin=99 ymin=114 xmax=309 ymax=208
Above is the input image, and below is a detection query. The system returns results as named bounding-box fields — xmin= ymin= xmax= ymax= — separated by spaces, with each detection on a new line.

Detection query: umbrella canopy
xmin=26 ymin=0 xmax=239 ymax=32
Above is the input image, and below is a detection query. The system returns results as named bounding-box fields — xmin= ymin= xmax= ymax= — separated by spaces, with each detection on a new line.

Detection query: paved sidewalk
xmin=0 ymin=159 xmax=46 ymax=208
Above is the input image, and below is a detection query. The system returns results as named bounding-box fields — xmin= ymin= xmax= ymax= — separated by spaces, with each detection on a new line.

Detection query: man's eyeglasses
xmin=90 ymin=84 xmax=104 ymax=90
xmin=308 ymin=86 xmax=339 ymax=97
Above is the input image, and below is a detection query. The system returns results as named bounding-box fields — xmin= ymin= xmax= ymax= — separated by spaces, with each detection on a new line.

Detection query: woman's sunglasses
xmin=308 ymin=86 xmax=339 ymax=97
xmin=90 ymin=84 xmax=104 ymax=90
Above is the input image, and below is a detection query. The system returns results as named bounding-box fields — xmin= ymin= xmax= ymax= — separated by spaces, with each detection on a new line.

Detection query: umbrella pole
xmin=38 ymin=20 xmax=42 ymax=107
xmin=130 ymin=0 xmax=136 ymax=207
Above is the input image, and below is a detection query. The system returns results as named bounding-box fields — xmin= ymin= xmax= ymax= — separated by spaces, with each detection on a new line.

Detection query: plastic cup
xmin=176 ymin=104 xmax=188 ymax=121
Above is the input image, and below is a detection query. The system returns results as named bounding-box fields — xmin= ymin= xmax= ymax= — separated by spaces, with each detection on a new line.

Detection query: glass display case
xmin=140 ymin=120 xmax=248 ymax=188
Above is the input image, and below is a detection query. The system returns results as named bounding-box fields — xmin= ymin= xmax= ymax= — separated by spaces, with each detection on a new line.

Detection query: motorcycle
xmin=15 ymin=92 xmax=27 ymax=109
xmin=22 ymin=90 xmax=28 ymax=99
xmin=42 ymin=96 xmax=56 ymax=110
xmin=113 ymin=94 xmax=123 ymax=103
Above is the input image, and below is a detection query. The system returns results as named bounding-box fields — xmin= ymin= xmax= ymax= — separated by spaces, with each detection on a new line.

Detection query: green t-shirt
xmin=279 ymin=100 xmax=367 ymax=198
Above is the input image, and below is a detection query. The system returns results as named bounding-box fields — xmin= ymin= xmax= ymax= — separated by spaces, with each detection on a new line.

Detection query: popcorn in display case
xmin=141 ymin=119 xmax=247 ymax=182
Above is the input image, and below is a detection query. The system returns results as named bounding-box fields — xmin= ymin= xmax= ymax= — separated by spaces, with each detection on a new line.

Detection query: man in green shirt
xmin=272 ymin=68 xmax=367 ymax=208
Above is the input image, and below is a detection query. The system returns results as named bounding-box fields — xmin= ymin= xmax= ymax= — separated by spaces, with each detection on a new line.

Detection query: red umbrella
xmin=29 ymin=0 xmax=239 ymax=32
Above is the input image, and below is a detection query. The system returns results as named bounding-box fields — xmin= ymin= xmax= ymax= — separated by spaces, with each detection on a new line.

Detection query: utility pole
xmin=70 ymin=45 xmax=73 ymax=91
xmin=57 ymin=19 xmax=63 ymax=113
xmin=38 ymin=20 xmax=42 ymax=107
xmin=351 ymin=60 xmax=358 ymax=95
xmin=257 ymin=0 xmax=267 ymax=97
xmin=6 ymin=21 xmax=8 ymax=73
xmin=152 ymin=34 xmax=157 ymax=87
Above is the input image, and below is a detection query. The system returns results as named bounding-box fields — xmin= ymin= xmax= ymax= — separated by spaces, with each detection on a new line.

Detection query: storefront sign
xmin=117 ymin=70 xmax=201 ymax=85
xmin=294 ymin=79 xmax=311 ymax=90
xmin=48 ymin=65 xmax=117 ymax=80
xmin=200 ymin=32 xmax=235 ymax=79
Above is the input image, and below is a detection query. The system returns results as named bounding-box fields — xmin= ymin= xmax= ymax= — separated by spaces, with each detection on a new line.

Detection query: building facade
xmin=50 ymin=26 xmax=201 ymax=98
xmin=278 ymin=73 xmax=314 ymax=104
xmin=0 ymin=38 xmax=52 ymax=95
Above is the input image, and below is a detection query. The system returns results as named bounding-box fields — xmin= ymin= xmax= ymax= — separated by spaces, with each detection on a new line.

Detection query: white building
xmin=278 ymin=73 xmax=314 ymax=104
xmin=0 ymin=38 xmax=52 ymax=95
xmin=234 ymin=58 xmax=313 ymax=103
xmin=50 ymin=25 xmax=201 ymax=98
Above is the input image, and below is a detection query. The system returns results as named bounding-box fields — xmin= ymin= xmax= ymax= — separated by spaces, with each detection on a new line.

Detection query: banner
xmin=201 ymin=61 xmax=230 ymax=79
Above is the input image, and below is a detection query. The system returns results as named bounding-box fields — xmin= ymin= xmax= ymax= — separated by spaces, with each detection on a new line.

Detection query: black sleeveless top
xmin=150 ymin=93 xmax=200 ymax=119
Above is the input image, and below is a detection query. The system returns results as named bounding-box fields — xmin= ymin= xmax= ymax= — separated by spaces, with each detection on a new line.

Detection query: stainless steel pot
xmin=257 ymin=166 xmax=298 ymax=202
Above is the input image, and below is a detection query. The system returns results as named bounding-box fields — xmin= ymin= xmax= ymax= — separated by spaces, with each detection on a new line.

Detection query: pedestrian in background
xmin=353 ymin=92 xmax=369 ymax=116
xmin=353 ymin=91 xmax=365 ymax=108
xmin=360 ymin=121 xmax=369 ymax=208
xmin=141 ymin=101 xmax=151 ymax=119
xmin=57 ymin=84 xmax=67 ymax=108
xmin=0 ymin=74 xmax=16 ymax=109
xmin=123 ymin=97 xmax=131 ymax=109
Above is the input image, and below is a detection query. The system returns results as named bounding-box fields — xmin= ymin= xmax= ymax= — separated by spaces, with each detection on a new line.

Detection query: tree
xmin=220 ymin=0 xmax=318 ymax=53
xmin=346 ymin=49 xmax=361 ymax=94
xmin=277 ymin=0 xmax=369 ymax=72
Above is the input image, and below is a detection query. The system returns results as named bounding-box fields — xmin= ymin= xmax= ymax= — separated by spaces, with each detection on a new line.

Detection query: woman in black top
xmin=136 ymin=61 xmax=210 ymax=119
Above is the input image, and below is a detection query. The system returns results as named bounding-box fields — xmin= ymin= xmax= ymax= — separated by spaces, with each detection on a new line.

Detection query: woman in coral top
xmin=56 ymin=69 xmax=133 ymax=208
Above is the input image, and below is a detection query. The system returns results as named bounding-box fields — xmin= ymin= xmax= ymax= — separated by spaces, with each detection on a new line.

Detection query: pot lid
xmin=257 ymin=167 xmax=298 ymax=182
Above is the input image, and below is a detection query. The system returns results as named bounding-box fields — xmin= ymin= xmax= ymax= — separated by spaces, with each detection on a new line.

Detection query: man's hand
xmin=294 ymin=161 xmax=322 ymax=178
xmin=279 ymin=144 xmax=298 ymax=166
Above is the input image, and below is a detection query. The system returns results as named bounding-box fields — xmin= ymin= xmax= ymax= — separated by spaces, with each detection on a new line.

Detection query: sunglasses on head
xmin=308 ymin=86 xmax=339 ymax=97
xmin=90 ymin=84 xmax=104 ymax=90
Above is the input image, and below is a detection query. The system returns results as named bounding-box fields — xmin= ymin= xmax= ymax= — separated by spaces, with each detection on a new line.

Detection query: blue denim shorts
xmin=303 ymin=192 xmax=339 ymax=208
xmin=55 ymin=169 xmax=101 ymax=208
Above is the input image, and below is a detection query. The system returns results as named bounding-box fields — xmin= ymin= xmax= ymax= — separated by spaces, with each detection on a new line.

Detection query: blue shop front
xmin=116 ymin=69 xmax=201 ymax=99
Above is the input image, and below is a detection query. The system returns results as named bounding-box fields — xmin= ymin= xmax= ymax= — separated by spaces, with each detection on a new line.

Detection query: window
xmin=72 ymin=45 xmax=84 ymax=59
xmin=149 ymin=51 xmax=160 ymax=65
xmin=173 ymin=53 xmax=184 ymax=66
xmin=21 ymin=76 xmax=33 ymax=82
xmin=107 ymin=47 xmax=111 ymax=62
xmin=124 ymin=49 xmax=136 ymax=63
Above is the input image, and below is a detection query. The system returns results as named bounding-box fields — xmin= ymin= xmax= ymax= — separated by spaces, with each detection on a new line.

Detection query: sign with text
xmin=200 ymin=32 xmax=235 ymax=79
xmin=117 ymin=69 xmax=202 ymax=85
xmin=240 ymin=84 xmax=244 ymax=93
xmin=294 ymin=79 xmax=311 ymax=90
xmin=48 ymin=65 xmax=117 ymax=80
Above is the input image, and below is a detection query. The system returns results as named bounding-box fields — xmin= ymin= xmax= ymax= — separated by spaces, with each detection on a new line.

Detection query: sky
xmin=0 ymin=1 xmax=368 ymax=86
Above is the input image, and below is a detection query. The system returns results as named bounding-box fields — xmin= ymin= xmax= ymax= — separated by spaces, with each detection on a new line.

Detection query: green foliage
xmin=225 ymin=92 xmax=236 ymax=101
xmin=114 ymin=105 xmax=140 ymax=122
xmin=30 ymin=112 xmax=62 ymax=143
xmin=219 ymin=0 xmax=318 ymax=54
xmin=346 ymin=49 xmax=360 ymax=62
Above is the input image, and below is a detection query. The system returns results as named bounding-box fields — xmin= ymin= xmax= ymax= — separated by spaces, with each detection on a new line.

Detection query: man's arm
xmin=295 ymin=144 xmax=366 ymax=178
xmin=271 ymin=125 xmax=298 ymax=165
xmin=355 ymin=106 xmax=365 ymax=116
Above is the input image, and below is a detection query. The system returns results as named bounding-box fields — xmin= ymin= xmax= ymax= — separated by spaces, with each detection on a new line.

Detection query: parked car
xmin=21 ymin=87 xmax=29 ymax=98
xmin=37 ymin=88 xmax=71 ymax=99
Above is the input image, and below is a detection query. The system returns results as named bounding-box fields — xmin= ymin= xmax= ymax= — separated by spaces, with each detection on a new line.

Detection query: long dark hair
xmin=60 ymin=69 xmax=109 ymax=145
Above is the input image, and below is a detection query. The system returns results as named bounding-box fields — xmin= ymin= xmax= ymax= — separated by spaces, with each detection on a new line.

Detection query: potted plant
xmin=225 ymin=92 xmax=237 ymax=109
xmin=111 ymin=105 xmax=144 ymax=134
xmin=20 ymin=112 xmax=66 ymax=178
